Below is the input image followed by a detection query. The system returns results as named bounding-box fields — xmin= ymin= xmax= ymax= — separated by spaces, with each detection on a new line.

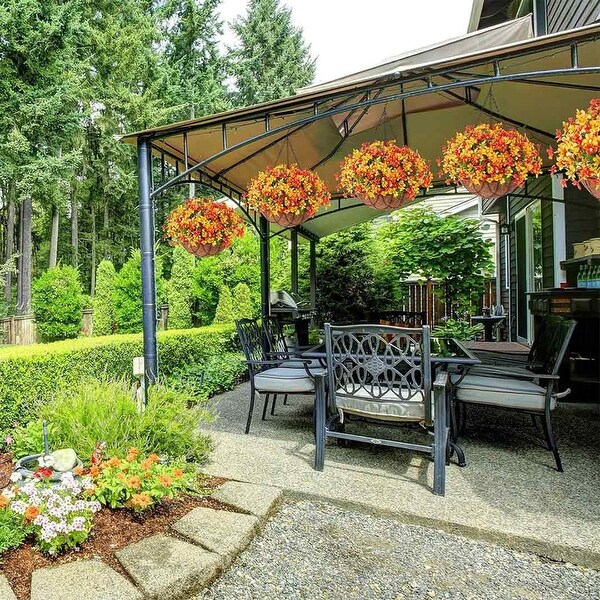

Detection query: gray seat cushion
xmin=336 ymin=387 xmax=425 ymax=422
xmin=455 ymin=374 xmax=554 ymax=411
xmin=254 ymin=367 xmax=325 ymax=393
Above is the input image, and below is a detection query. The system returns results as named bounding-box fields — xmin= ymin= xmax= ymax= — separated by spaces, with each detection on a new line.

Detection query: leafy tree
xmin=32 ymin=266 xmax=84 ymax=342
xmin=114 ymin=250 xmax=165 ymax=333
xmin=93 ymin=260 xmax=117 ymax=336
xmin=228 ymin=0 xmax=315 ymax=106
xmin=213 ymin=285 xmax=234 ymax=324
xmin=377 ymin=206 xmax=494 ymax=313
xmin=167 ymin=246 xmax=195 ymax=329
xmin=233 ymin=282 xmax=254 ymax=319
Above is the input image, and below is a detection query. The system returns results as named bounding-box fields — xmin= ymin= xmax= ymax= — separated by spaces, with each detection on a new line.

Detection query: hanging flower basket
xmin=550 ymin=99 xmax=600 ymax=199
xmin=245 ymin=164 xmax=331 ymax=227
xmin=337 ymin=141 xmax=433 ymax=210
xmin=164 ymin=198 xmax=245 ymax=258
xmin=440 ymin=123 xmax=542 ymax=200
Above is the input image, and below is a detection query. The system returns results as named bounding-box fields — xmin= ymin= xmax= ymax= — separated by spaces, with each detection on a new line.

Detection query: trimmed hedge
xmin=0 ymin=324 xmax=235 ymax=437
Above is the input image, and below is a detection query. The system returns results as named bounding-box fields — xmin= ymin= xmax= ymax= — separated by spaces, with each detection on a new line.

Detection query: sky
xmin=218 ymin=0 xmax=474 ymax=84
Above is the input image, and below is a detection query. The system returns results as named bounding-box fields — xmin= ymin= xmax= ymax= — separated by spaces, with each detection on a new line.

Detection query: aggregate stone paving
xmin=196 ymin=500 xmax=600 ymax=600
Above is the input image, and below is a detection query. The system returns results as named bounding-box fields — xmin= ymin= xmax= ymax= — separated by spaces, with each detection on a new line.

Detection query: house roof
xmin=123 ymin=17 xmax=600 ymax=240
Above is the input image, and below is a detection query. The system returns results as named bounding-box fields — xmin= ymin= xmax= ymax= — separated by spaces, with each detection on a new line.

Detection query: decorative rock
xmin=0 ymin=574 xmax=17 ymax=600
xmin=172 ymin=507 xmax=258 ymax=565
xmin=50 ymin=448 xmax=78 ymax=472
xmin=30 ymin=559 xmax=142 ymax=600
xmin=211 ymin=481 xmax=282 ymax=523
xmin=115 ymin=534 xmax=223 ymax=599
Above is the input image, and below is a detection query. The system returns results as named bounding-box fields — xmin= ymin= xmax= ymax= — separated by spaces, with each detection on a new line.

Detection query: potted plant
xmin=337 ymin=140 xmax=433 ymax=210
xmin=164 ymin=198 xmax=245 ymax=257
xmin=440 ymin=123 xmax=542 ymax=199
xmin=245 ymin=164 xmax=331 ymax=227
xmin=550 ymin=99 xmax=600 ymax=199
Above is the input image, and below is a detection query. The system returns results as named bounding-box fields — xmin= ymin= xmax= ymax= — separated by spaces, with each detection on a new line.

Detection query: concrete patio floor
xmin=201 ymin=382 xmax=600 ymax=569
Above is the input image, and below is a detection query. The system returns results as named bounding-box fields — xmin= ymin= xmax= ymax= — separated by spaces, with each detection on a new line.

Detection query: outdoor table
xmin=462 ymin=340 xmax=530 ymax=355
xmin=302 ymin=337 xmax=479 ymax=467
xmin=471 ymin=315 xmax=506 ymax=341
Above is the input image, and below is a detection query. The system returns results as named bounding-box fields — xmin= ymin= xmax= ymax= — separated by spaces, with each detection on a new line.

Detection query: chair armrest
xmin=245 ymin=359 xmax=289 ymax=367
xmin=433 ymin=371 xmax=449 ymax=390
xmin=477 ymin=368 xmax=560 ymax=382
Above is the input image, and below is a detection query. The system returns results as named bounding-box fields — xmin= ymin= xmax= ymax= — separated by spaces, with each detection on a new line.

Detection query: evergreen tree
xmin=93 ymin=260 xmax=117 ymax=336
xmin=233 ymin=282 xmax=254 ymax=320
xmin=167 ymin=246 xmax=195 ymax=329
xmin=228 ymin=0 xmax=315 ymax=106
xmin=213 ymin=285 xmax=234 ymax=324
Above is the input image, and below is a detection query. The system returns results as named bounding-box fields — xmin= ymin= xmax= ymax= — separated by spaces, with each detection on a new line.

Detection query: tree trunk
xmin=17 ymin=196 xmax=32 ymax=315
xmin=71 ymin=188 xmax=79 ymax=267
xmin=4 ymin=191 xmax=15 ymax=306
xmin=90 ymin=202 xmax=96 ymax=296
xmin=49 ymin=204 xmax=59 ymax=268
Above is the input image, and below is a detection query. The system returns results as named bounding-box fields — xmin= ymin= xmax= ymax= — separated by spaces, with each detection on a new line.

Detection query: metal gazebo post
xmin=259 ymin=215 xmax=271 ymax=320
xmin=137 ymin=137 xmax=158 ymax=391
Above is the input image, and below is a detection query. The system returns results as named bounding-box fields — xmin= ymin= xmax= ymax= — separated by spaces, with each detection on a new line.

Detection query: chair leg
xmin=245 ymin=382 xmax=256 ymax=434
xmin=262 ymin=394 xmax=270 ymax=420
xmin=433 ymin=383 xmax=447 ymax=496
xmin=283 ymin=394 xmax=288 ymax=405
xmin=541 ymin=410 xmax=563 ymax=472
xmin=270 ymin=394 xmax=277 ymax=416
xmin=314 ymin=375 xmax=326 ymax=471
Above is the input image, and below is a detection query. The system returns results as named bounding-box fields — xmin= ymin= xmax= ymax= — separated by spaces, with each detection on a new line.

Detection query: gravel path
xmin=198 ymin=500 xmax=600 ymax=600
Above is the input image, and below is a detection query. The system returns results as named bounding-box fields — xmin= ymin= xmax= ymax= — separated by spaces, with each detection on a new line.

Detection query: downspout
xmin=506 ymin=195 xmax=512 ymax=342
xmin=533 ymin=0 xmax=548 ymax=36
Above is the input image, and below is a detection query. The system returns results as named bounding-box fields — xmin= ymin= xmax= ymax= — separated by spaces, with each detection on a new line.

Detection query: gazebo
xmin=122 ymin=16 xmax=600 ymax=383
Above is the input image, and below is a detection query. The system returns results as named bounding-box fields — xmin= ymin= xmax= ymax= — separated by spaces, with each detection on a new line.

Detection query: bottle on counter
xmin=591 ymin=266 xmax=600 ymax=289
xmin=577 ymin=265 xmax=585 ymax=288
xmin=578 ymin=265 xmax=588 ymax=288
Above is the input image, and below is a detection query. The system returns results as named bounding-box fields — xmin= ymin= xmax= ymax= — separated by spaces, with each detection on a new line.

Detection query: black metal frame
xmin=135 ymin=27 xmax=600 ymax=384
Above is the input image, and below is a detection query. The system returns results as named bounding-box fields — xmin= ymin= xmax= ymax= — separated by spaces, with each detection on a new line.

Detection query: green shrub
xmin=11 ymin=379 xmax=213 ymax=463
xmin=0 ymin=324 xmax=235 ymax=438
xmin=167 ymin=246 xmax=195 ymax=329
xmin=233 ymin=283 xmax=254 ymax=320
xmin=0 ymin=510 xmax=30 ymax=557
xmin=213 ymin=285 xmax=234 ymax=324
xmin=432 ymin=319 xmax=484 ymax=341
xmin=32 ymin=265 xmax=84 ymax=342
xmin=93 ymin=260 xmax=116 ymax=336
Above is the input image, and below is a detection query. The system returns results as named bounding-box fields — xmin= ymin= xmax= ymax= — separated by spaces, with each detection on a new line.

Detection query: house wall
xmin=547 ymin=0 xmax=600 ymax=33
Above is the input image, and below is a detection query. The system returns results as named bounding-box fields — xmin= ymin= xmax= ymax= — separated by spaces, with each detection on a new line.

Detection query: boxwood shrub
xmin=0 ymin=324 xmax=236 ymax=437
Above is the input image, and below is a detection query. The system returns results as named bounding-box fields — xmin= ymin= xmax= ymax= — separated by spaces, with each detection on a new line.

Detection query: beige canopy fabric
xmin=123 ymin=18 xmax=600 ymax=240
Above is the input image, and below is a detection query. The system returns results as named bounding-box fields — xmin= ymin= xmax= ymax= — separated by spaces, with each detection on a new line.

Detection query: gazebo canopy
xmin=124 ymin=16 xmax=599 ymax=241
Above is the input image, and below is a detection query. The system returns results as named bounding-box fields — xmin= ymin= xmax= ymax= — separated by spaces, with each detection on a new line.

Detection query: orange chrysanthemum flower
xmin=24 ymin=505 xmax=40 ymax=522
xmin=172 ymin=468 xmax=184 ymax=479
xmin=89 ymin=465 xmax=100 ymax=478
xmin=128 ymin=476 xmax=142 ymax=490
xmin=126 ymin=447 xmax=139 ymax=461
xmin=158 ymin=474 xmax=173 ymax=488
xmin=0 ymin=495 xmax=9 ymax=509
xmin=129 ymin=493 xmax=152 ymax=510
xmin=73 ymin=466 xmax=84 ymax=476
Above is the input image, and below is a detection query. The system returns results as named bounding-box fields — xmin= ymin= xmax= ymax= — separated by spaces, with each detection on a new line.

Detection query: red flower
xmin=34 ymin=467 xmax=53 ymax=479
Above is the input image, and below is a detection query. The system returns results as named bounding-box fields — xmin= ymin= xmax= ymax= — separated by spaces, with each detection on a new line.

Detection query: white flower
xmin=9 ymin=472 xmax=22 ymax=483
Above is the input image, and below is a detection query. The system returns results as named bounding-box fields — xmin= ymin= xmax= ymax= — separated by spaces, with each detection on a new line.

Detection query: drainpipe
xmin=260 ymin=216 xmax=270 ymax=320
xmin=533 ymin=0 xmax=547 ymax=36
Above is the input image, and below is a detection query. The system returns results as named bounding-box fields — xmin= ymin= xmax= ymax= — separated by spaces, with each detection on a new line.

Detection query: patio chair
xmin=236 ymin=318 xmax=325 ymax=434
xmin=313 ymin=323 xmax=450 ymax=496
xmin=454 ymin=316 xmax=576 ymax=471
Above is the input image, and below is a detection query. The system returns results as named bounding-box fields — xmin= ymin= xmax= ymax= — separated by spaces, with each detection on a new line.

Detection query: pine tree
xmin=213 ymin=285 xmax=234 ymax=324
xmin=167 ymin=246 xmax=195 ymax=329
xmin=93 ymin=260 xmax=117 ymax=336
xmin=233 ymin=282 xmax=254 ymax=320
xmin=228 ymin=0 xmax=315 ymax=106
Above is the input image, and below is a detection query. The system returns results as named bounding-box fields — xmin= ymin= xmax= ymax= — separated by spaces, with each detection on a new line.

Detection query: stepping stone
xmin=0 ymin=574 xmax=17 ymax=600
xmin=211 ymin=481 xmax=282 ymax=522
xmin=30 ymin=560 xmax=142 ymax=600
xmin=172 ymin=507 xmax=258 ymax=565
xmin=115 ymin=534 xmax=223 ymax=600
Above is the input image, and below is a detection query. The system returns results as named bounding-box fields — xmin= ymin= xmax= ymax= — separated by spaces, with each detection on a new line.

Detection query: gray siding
xmin=547 ymin=0 xmax=600 ymax=33
xmin=565 ymin=185 xmax=600 ymax=258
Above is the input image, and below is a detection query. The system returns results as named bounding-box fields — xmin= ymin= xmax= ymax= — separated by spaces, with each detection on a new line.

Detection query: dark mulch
xmin=0 ymin=453 xmax=231 ymax=600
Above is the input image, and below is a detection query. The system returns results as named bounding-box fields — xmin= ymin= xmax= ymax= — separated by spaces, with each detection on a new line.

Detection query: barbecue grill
xmin=269 ymin=290 xmax=313 ymax=346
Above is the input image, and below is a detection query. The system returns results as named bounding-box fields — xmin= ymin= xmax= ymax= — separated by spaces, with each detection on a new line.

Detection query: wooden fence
xmin=0 ymin=315 xmax=38 ymax=345
xmin=399 ymin=279 xmax=497 ymax=325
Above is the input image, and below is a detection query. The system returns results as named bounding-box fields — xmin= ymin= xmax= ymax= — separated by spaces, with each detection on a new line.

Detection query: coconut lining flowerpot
xmin=180 ymin=239 xmax=230 ymax=258
xmin=461 ymin=179 xmax=520 ymax=200
xmin=357 ymin=192 xmax=411 ymax=210
xmin=581 ymin=178 xmax=600 ymax=200
xmin=260 ymin=209 xmax=311 ymax=227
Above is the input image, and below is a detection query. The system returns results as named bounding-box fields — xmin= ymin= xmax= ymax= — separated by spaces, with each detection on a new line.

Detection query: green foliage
xmin=233 ymin=283 xmax=254 ymax=320
xmin=432 ymin=319 xmax=484 ymax=341
xmin=213 ymin=285 xmax=234 ymax=324
xmin=168 ymin=352 xmax=247 ymax=403
xmin=93 ymin=260 xmax=117 ymax=336
xmin=114 ymin=250 xmax=164 ymax=333
xmin=32 ymin=265 xmax=84 ymax=342
xmin=11 ymin=379 xmax=213 ymax=463
xmin=229 ymin=0 xmax=315 ymax=106
xmin=0 ymin=324 xmax=235 ymax=438
xmin=0 ymin=510 xmax=30 ymax=557
xmin=377 ymin=207 xmax=494 ymax=313
xmin=167 ymin=246 xmax=195 ymax=329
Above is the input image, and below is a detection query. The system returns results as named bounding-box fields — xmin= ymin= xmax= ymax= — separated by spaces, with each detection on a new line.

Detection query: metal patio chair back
xmin=314 ymin=323 xmax=450 ymax=495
